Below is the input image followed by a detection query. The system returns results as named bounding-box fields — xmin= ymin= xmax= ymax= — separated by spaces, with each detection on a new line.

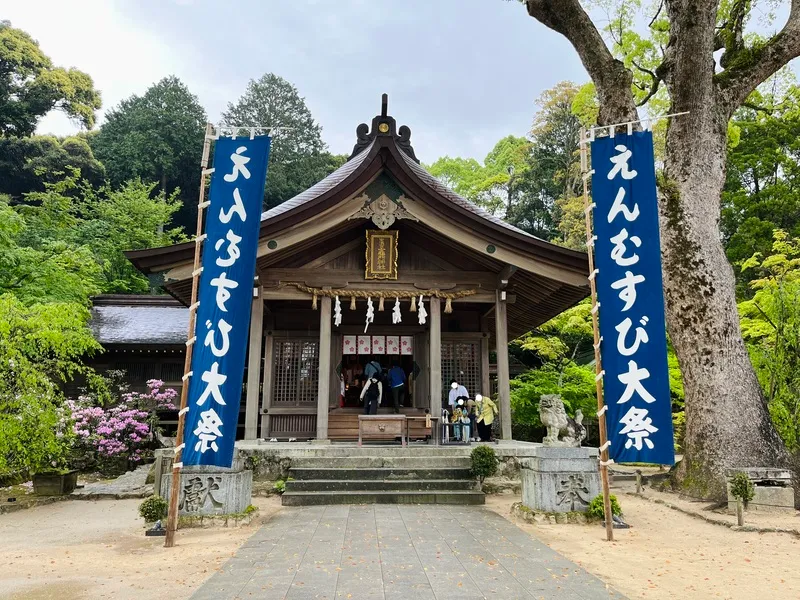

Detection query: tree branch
xmin=525 ymin=0 xmax=639 ymax=126
xmin=717 ymin=0 xmax=800 ymax=112
xmin=632 ymin=60 xmax=662 ymax=107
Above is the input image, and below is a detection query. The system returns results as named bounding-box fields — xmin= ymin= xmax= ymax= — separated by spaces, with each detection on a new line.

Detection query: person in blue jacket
xmin=387 ymin=362 xmax=406 ymax=414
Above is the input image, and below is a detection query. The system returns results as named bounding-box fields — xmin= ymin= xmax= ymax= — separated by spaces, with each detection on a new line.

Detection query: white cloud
xmin=3 ymin=0 xmax=185 ymax=136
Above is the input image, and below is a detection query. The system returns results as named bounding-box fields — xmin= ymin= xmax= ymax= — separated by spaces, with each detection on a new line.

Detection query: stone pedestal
xmin=520 ymin=446 xmax=600 ymax=513
xmin=161 ymin=461 xmax=252 ymax=516
xmin=726 ymin=468 xmax=795 ymax=512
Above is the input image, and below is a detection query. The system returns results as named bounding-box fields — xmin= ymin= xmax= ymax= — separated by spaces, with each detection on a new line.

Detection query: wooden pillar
xmin=429 ymin=296 xmax=442 ymax=414
xmin=495 ymin=290 xmax=512 ymax=440
xmin=316 ymin=295 xmax=332 ymax=441
xmin=260 ymin=314 xmax=274 ymax=439
xmin=244 ymin=287 xmax=264 ymax=440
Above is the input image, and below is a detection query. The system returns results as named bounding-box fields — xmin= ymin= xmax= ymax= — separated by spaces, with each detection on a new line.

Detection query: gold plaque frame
xmin=365 ymin=229 xmax=398 ymax=280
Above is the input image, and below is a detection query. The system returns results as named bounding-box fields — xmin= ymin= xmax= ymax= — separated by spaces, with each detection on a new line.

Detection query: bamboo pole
xmin=164 ymin=122 xmax=214 ymax=548
xmin=580 ymin=127 xmax=615 ymax=542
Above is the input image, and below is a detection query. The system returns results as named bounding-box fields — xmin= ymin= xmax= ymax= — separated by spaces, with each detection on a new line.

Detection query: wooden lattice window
xmin=272 ymin=339 xmax=319 ymax=406
xmin=441 ymin=340 xmax=481 ymax=403
xmin=160 ymin=362 xmax=184 ymax=384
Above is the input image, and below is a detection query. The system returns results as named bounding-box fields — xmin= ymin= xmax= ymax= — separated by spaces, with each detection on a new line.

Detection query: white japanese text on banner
xmin=591 ymin=131 xmax=675 ymax=465
xmin=182 ymin=135 xmax=271 ymax=467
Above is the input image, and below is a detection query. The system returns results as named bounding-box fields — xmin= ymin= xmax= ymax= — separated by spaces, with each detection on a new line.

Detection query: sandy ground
xmin=0 ymin=496 xmax=282 ymax=600
xmin=486 ymin=493 xmax=800 ymax=600
xmin=3 ymin=488 xmax=799 ymax=600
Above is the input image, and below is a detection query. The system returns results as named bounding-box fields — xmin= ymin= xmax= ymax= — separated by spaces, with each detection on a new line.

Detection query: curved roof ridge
xmin=261 ymin=141 xmax=375 ymax=222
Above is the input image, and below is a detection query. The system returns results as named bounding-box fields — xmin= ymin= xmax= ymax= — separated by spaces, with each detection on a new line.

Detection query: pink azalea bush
xmin=68 ymin=379 xmax=178 ymax=472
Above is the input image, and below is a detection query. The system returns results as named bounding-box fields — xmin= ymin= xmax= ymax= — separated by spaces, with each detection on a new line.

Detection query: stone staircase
xmin=281 ymin=453 xmax=485 ymax=506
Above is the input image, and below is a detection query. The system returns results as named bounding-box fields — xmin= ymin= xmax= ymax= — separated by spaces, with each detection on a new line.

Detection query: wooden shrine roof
xmin=126 ymin=98 xmax=590 ymax=337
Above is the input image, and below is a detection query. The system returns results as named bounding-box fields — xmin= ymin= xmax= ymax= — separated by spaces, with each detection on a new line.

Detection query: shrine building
xmin=126 ymin=99 xmax=589 ymax=442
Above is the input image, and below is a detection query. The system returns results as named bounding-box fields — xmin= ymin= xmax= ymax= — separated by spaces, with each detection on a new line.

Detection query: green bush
xmin=729 ymin=472 xmax=755 ymax=508
xmin=587 ymin=494 xmax=622 ymax=520
xmin=470 ymin=446 xmax=499 ymax=483
xmin=273 ymin=477 xmax=293 ymax=494
xmin=138 ymin=494 xmax=168 ymax=522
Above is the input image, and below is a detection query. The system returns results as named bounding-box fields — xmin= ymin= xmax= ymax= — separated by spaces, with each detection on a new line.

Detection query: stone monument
xmin=160 ymin=453 xmax=253 ymax=516
xmin=519 ymin=394 xmax=599 ymax=514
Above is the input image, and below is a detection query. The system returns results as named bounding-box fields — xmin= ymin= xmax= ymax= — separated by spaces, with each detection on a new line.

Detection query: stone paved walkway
xmin=191 ymin=505 xmax=623 ymax=600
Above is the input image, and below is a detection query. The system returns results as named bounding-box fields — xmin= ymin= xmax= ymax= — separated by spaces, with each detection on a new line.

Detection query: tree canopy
xmin=222 ymin=73 xmax=345 ymax=209
xmin=89 ymin=76 xmax=206 ymax=231
xmin=0 ymin=134 xmax=105 ymax=199
xmin=0 ymin=22 xmax=101 ymax=137
xmin=3 ymin=174 xmax=185 ymax=303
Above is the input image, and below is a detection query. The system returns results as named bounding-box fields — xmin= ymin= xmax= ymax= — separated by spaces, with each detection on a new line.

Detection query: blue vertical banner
xmin=182 ymin=135 xmax=271 ymax=467
xmin=591 ymin=131 xmax=675 ymax=465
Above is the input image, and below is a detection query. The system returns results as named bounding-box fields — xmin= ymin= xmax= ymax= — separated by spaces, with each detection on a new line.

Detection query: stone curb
xmin=626 ymin=492 xmax=800 ymax=539
xmin=0 ymin=495 xmax=69 ymax=515
xmin=71 ymin=491 xmax=152 ymax=501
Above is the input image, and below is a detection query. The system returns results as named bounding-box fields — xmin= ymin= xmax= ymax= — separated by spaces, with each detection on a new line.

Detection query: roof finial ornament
xmin=348 ymin=94 xmax=419 ymax=163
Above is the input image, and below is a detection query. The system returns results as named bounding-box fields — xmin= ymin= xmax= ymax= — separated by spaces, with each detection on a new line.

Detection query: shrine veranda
xmin=123 ymin=102 xmax=590 ymax=445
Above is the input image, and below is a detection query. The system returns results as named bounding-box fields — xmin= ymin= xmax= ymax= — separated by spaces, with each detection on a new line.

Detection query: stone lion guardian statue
xmin=539 ymin=394 xmax=586 ymax=447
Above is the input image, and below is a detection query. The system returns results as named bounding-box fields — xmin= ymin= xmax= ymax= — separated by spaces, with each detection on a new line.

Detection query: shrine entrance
xmin=340 ymin=352 xmax=415 ymax=409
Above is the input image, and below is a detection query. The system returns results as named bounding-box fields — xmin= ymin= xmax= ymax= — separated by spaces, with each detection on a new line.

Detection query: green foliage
xmin=0 ymin=294 xmax=100 ymax=476
xmin=138 ymin=495 xmax=168 ymax=522
xmin=6 ymin=173 xmax=184 ymax=298
xmin=0 ymin=197 xmax=104 ymax=304
xmin=722 ymin=85 xmax=800 ymax=293
xmin=515 ymin=300 xmax=594 ymax=364
xmin=89 ymin=76 xmax=206 ymax=231
xmin=470 ymin=445 xmax=499 ymax=483
xmin=672 ymin=411 xmax=686 ymax=454
xmin=427 ymin=82 xmax=583 ymax=243
xmin=428 ymin=135 xmax=531 ymax=217
xmin=273 ymin=478 xmax=294 ymax=494
xmin=0 ymin=22 xmax=101 ymax=136
xmin=0 ymin=135 xmax=105 ymax=199
xmin=222 ymin=73 xmax=342 ymax=210
xmin=514 ymin=82 xmax=582 ymax=240
xmin=729 ymin=472 xmax=755 ymax=508
xmin=738 ymin=230 xmax=800 ymax=450
xmin=510 ymin=363 xmax=597 ymax=429
xmin=587 ymin=494 xmax=622 ymax=519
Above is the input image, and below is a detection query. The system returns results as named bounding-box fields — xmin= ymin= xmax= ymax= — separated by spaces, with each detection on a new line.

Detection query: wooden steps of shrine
xmin=281 ymin=456 xmax=484 ymax=506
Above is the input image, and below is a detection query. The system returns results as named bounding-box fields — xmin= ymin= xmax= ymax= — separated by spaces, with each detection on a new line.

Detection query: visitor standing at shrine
xmin=361 ymin=376 xmax=382 ymax=415
xmin=388 ymin=362 xmax=406 ymax=414
xmin=476 ymin=393 xmax=497 ymax=441
xmin=448 ymin=379 xmax=469 ymax=411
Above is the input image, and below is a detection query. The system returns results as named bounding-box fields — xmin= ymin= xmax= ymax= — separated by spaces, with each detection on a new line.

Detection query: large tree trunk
xmin=659 ymin=2 xmax=787 ymax=498
xmin=524 ymin=0 xmax=792 ymax=500
xmin=661 ymin=107 xmax=787 ymax=498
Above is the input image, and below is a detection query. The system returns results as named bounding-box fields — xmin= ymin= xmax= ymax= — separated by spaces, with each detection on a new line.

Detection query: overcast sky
xmin=2 ymin=0 xmax=591 ymax=164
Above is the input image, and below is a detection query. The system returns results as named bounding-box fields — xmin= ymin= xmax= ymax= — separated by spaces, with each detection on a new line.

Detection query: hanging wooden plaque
xmin=365 ymin=229 xmax=398 ymax=280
